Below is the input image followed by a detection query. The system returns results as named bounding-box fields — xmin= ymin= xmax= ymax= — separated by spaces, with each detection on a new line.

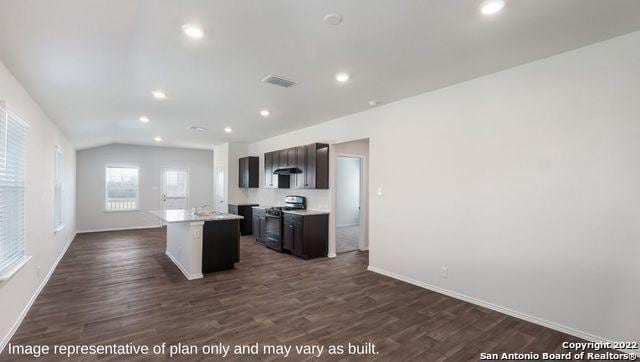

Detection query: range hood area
xmin=273 ymin=167 xmax=302 ymax=175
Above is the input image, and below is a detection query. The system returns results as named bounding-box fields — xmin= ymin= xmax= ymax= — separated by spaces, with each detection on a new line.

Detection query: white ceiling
xmin=1 ymin=1 xmax=639 ymax=150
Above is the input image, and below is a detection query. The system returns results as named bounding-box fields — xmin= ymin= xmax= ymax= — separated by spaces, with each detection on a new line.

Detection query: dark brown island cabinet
xmin=228 ymin=203 xmax=259 ymax=236
xmin=283 ymin=213 xmax=328 ymax=259
xmin=202 ymin=219 xmax=240 ymax=273
xmin=238 ymin=156 xmax=259 ymax=188
xmin=252 ymin=207 xmax=267 ymax=244
xmin=264 ymin=143 xmax=329 ymax=189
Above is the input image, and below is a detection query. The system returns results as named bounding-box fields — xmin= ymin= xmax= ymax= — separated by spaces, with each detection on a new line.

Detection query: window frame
xmin=53 ymin=146 xmax=64 ymax=232
xmin=104 ymin=165 xmax=140 ymax=212
xmin=0 ymin=101 xmax=30 ymax=282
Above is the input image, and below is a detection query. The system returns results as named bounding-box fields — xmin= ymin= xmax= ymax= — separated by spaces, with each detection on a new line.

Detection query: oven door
xmin=264 ymin=215 xmax=283 ymax=251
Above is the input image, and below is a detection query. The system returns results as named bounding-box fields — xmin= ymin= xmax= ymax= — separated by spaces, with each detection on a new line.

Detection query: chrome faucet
xmin=194 ymin=204 xmax=208 ymax=214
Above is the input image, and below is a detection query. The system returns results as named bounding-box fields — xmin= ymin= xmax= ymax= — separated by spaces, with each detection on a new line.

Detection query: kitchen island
xmin=150 ymin=209 xmax=243 ymax=280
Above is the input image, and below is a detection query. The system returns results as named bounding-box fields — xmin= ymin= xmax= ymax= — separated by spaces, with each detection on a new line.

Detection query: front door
xmin=161 ymin=168 xmax=189 ymax=210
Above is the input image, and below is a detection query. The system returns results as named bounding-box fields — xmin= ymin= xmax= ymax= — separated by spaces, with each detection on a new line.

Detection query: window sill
xmin=54 ymin=224 xmax=65 ymax=233
xmin=104 ymin=209 xmax=140 ymax=213
xmin=0 ymin=255 xmax=32 ymax=284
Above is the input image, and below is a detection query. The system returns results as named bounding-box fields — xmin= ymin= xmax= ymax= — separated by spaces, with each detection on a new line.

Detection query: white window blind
xmin=105 ymin=166 xmax=139 ymax=211
xmin=53 ymin=146 xmax=63 ymax=231
xmin=0 ymin=101 xmax=28 ymax=273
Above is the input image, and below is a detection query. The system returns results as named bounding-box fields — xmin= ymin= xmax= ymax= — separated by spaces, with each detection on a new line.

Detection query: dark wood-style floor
xmin=2 ymin=228 xmax=592 ymax=361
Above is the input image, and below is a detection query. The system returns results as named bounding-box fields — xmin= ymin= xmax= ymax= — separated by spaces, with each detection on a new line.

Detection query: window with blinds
xmin=53 ymin=146 xmax=63 ymax=231
xmin=105 ymin=166 xmax=139 ymax=211
xmin=0 ymin=101 xmax=28 ymax=273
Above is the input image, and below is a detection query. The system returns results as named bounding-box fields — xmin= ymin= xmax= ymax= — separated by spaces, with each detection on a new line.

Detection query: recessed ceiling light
xmin=260 ymin=109 xmax=270 ymax=117
xmin=224 ymin=127 xmax=232 ymax=133
xmin=152 ymin=90 xmax=166 ymax=100
xmin=189 ymin=126 xmax=207 ymax=132
xmin=139 ymin=116 xmax=150 ymax=123
xmin=154 ymin=136 xmax=163 ymax=142
xmin=480 ymin=0 xmax=505 ymax=15
xmin=335 ymin=72 xmax=350 ymax=83
xmin=368 ymin=100 xmax=382 ymax=107
xmin=182 ymin=24 xmax=204 ymax=39
xmin=324 ymin=13 xmax=342 ymax=25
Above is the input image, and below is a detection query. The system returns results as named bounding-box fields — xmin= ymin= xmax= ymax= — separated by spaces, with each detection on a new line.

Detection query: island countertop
xmin=150 ymin=209 xmax=244 ymax=223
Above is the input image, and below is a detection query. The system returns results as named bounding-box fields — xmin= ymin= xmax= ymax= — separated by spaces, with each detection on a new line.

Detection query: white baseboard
xmin=336 ymin=223 xmax=359 ymax=227
xmin=0 ymin=232 xmax=76 ymax=353
xmin=327 ymin=253 xmax=337 ymax=258
xmin=77 ymin=225 xmax=162 ymax=234
xmin=164 ymin=250 xmax=203 ymax=280
xmin=367 ymin=265 xmax=634 ymax=355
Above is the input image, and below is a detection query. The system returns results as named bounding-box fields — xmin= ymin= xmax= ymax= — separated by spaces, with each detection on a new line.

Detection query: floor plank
xmin=0 ymin=228 xmax=612 ymax=360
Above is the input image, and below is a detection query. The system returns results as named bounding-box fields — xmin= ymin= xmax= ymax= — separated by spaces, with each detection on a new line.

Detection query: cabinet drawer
xmin=284 ymin=213 xmax=303 ymax=226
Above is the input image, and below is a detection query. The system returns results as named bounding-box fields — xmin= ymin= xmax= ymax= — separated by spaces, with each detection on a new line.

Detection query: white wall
xmin=242 ymin=31 xmax=640 ymax=344
xmin=76 ymin=144 xmax=213 ymax=232
xmin=336 ymin=157 xmax=361 ymax=226
xmin=213 ymin=142 xmax=250 ymax=212
xmin=0 ymin=61 xmax=76 ymax=351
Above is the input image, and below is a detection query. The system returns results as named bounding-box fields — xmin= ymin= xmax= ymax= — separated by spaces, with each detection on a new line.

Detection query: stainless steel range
xmin=264 ymin=195 xmax=306 ymax=251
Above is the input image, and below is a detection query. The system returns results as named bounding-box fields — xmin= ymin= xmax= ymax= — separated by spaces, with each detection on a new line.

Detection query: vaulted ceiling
xmin=1 ymin=0 xmax=639 ymax=149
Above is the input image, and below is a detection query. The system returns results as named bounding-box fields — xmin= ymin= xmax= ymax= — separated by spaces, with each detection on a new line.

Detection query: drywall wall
xmin=336 ymin=157 xmax=361 ymax=226
xmin=0 ymin=61 xmax=76 ymax=351
xmin=213 ymin=142 xmax=250 ymax=212
xmin=242 ymin=31 xmax=640 ymax=344
xmin=76 ymin=144 xmax=213 ymax=231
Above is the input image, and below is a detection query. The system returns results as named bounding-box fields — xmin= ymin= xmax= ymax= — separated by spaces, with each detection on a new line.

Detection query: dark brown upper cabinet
xmin=295 ymin=143 xmax=329 ymax=189
xmin=238 ymin=156 xmax=259 ymax=188
xmin=264 ymin=151 xmax=290 ymax=189
xmin=276 ymin=147 xmax=297 ymax=169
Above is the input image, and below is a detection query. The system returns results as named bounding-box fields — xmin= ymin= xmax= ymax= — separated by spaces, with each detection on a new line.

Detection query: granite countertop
xmin=150 ymin=209 xmax=244 ymax=223
xmin=251 ymin=205 xmax=279 ymax=209
xmin=228 ymin=202 xmax=260 ymax=206
xmin=283 ymin=209 xmax=330 ymax=216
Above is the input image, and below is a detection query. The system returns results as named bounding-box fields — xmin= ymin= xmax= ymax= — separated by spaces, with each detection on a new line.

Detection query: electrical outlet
xmin=440 ymin=267 xmax=448 ymax=278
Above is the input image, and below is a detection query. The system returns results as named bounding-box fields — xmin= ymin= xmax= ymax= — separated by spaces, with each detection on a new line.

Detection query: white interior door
xmin=214 ymin=165 xmax=226 ymax=212
xmin=162 ymin=168 xmax=189 ymax=210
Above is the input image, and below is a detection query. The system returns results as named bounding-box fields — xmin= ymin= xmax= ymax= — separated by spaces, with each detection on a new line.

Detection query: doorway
xmin=214 ymin=165 xmax=226 ymax=212
xmin=336 ymin=156 xmax=363 ymax=253
xmin=161 ymin=168 xmax=189 ymax=210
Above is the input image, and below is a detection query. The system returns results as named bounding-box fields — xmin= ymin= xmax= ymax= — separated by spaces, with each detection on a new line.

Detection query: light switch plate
xmin=377 ymin=187 xmax=383 ymax=196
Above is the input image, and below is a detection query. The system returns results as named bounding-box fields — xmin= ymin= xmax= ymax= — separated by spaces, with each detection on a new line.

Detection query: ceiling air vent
xmin=262 ymin=75 xmax=298 ymax=88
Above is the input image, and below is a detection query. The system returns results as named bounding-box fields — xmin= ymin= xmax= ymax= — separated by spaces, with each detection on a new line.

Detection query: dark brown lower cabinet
xmin=282 ymin=213 xmax=328 ymax=259
xmin=202 ymin=220 xmax=240 ymax=273
xmin=228 ymin=204 xmax=258 ymax=236
xmin=252 ymin=207 xmax=266 ymax=244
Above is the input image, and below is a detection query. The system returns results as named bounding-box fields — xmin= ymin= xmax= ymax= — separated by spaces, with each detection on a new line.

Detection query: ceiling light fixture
xmin=324 ymin=13 xmax=343 ymax=25
xmin=224 ymin=127 xmax=232 ymax=133
xmin=260 ymin=109 xmax=270 ymax=117
xmin=335 ymin=72 xmax=350 ymax=83
xmin=480 ymin=0 xmax=505 ymax=15
xmin=152 ymin=90 xmax=166 ymax=100
xmin=154 ymin=136 xmax=163 ymax=142
xmin=182 ymin=24 xmax=204 ymax=39
xmin=139 ymin=116 xmax=150 ymax=123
